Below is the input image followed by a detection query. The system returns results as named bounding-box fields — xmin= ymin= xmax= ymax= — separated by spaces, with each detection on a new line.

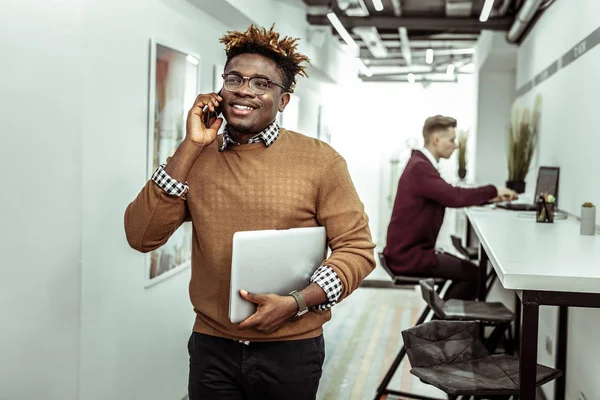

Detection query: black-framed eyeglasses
xmin=221 ymin=73 xmax=287 ymax=95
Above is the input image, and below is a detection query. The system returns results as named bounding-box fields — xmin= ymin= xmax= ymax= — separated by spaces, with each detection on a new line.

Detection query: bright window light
xmin=371 ymin=0 xmax=384 ymax=11
xmin=425 ymin=49 xmax=434 ymax=64
xmin=186 ymin=55 xmax=199 ymax=65
xmin=407 ymin=73 xmax=416 ymax=83
xmin=446 ymin=63 xmax=455 ymax=76
xmin=327 ymin=12 xmax=359 ymax=54
xmin=479 ymin=0 xmax=495 ymax=22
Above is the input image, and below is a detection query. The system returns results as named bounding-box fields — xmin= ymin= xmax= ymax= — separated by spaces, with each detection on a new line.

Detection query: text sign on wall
xmin=517 ymin=25 xmax=600 ymax=97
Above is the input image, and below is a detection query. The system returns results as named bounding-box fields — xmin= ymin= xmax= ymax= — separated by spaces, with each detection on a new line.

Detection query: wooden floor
xmin=315 ymin=209 xmax=466 ymax=400
xmin=316 ymin=286 xmax=446 ymax=400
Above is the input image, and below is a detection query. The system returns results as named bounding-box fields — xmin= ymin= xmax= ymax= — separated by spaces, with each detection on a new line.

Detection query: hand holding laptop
xmin=229 ymin=227 xmax=328 ymax=325
xmin=237 ymin=282 xmax=329 ymax=333
xmin=237 ymin=290 xmax=299 ymax=334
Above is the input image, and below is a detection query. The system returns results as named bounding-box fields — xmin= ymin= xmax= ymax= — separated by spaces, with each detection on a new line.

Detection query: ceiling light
xmin=446 ymin=64 xmax=455 ymax=76
xmin=479 ymin=0 xmax=495 ymax=22
xmin=407 ymin=73 xmax=416 ymax=83
xmin=356 ymin=58 xmax=373 ymax=77
xmin=353 ymin=27 xmax=388 ymax=58
xmin=337 ymin=0 xmax=350 ymax=11
xmin=398 ymin=27 xmax=412 ymax=66
xmin=327 ymin=12 xmax=359 ymax=54
xmin=344 ymin=0 xmax=370 ymax=17
xmin=425 ymin=49 xmax=434 ymax=64
xmin=371 ymin=0 xmax=384 ymax=11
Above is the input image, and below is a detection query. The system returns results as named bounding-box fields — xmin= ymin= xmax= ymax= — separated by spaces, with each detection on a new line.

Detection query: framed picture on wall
xmin=145 ymin=39 xmax=199 ymax=288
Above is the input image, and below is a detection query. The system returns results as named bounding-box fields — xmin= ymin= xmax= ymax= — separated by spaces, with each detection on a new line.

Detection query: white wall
xmin=515 ymin=2 xmax=600 ymax=399
xmin=474 ymin=71 xmax=515 ymax=187
xmin=0 ymin=1 xmax=83 ymax=399
xmin=517 ymin=1 xmax=600 ymax=215
xmin=327 ymin=76 xmax=478 ymax=248
xmin=474 ymin=31 xmax=517 ymax=187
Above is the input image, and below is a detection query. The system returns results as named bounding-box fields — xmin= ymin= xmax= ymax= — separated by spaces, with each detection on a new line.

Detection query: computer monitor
xmin=534 ymin=166 xmax=560 ymax=207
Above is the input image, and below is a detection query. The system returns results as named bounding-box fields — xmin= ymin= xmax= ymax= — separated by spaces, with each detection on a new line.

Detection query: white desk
xmin=467 ymin=207 xmax=600 ymax=292
xmin=465 ymin=206 xmax=600 ymax=400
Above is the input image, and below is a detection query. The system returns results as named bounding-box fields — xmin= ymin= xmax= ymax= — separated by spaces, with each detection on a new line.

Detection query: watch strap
xmin=288 ymin=290 xmax=308 ymax=318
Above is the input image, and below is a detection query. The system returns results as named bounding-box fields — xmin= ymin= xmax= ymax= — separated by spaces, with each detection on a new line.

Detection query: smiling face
xmin=221 ymin=53 xmax=290 ymax=141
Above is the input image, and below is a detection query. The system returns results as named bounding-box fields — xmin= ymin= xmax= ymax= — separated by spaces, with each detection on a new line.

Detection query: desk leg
xmin=477 ymin=245 xmax=488 ymax=301
xmin=514 ymin=292 xmax=521 ymax=355
xmin=520 ymin=291 xmax=540 ymax=400
xmin=555 ymin=306 xmax=568 ymax=400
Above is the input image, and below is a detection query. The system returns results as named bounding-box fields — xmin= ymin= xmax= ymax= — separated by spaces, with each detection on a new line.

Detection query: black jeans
xmin=188 ymin=332 xmax=325 ymax=400
xmin=431 ymin=252 xmax=479 ymax=301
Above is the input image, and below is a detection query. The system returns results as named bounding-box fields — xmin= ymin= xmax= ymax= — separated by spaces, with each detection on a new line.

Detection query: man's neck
xmin=229 ymin=130 xmax=258 ymax=144
xmin=423 ymin=145 xmax=440 ymax=162
xmin=227 ymin=121 xmax=275 ymax=144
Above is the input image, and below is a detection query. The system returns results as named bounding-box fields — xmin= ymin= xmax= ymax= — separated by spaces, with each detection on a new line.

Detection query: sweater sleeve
xmin=124 ymin=180 xmax=190 ymax=253
xmin=412 ymin=163 xmax=498 ymax=208
xmin=316 ymin=155 xmax=376 ymax=301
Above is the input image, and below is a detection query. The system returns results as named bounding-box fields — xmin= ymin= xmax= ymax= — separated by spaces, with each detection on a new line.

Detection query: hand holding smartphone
xmin=204 ymin=89 xmax=223 ymax=128
xmin=185 ymin=91 xmax=224 ymax=148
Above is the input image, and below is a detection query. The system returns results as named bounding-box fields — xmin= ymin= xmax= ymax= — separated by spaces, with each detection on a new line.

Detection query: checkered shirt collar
xmin=219 ymin=121 xmax=280 ymax=152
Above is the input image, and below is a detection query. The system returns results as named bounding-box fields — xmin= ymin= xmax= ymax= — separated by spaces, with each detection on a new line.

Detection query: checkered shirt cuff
xmin=151 ymin=164 xmax=189 ymax=197
xmin=310 ymin=265 xmax=343 ymax=311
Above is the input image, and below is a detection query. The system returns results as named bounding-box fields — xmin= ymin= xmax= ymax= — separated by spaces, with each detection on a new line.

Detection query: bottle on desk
xmin=581 ymin=202 xmax=596 ymax=235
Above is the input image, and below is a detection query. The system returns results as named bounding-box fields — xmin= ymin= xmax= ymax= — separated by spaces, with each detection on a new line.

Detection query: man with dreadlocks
xmin=125 ymin=24 xmax=375 ymax=399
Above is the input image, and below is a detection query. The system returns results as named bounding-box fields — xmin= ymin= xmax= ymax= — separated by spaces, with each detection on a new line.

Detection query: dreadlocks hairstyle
xmin=219 ymin=24 xmax=310 ymax=93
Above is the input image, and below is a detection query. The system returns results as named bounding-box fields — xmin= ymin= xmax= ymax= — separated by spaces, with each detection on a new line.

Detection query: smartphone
xmin=204 ymin=90 xmax=222 ymax=128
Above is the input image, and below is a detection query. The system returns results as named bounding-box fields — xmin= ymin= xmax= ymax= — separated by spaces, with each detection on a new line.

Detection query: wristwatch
xmin=288 ymin=290 xmax=309 ymax=319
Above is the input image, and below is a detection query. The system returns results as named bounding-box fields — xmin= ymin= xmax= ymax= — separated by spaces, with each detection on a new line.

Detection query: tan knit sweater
xmin=125 ymin=128 xmax=375 ymax=341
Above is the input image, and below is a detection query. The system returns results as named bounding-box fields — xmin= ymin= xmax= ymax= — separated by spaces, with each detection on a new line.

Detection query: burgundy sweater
xmin=383 ymin=150 xmax=497 ymax=274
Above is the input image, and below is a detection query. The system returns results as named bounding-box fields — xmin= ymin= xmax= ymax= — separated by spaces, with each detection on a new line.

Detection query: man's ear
xmin=278 ymin=92 xmax=291 ymax=113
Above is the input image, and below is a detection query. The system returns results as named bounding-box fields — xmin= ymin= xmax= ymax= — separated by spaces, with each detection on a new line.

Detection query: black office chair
xmin=376 ymin=280 xmax=516 ymax=400
xmin=419 ymin=278 xmax=515 ymax=354
xmin=373 ymin=253 xmax=448 ymax=400
xmin=402 ymin=320 xmax=561 ymax=399
xmin=377 ymin=252 xmax=446 ymax=287
xmin=451 ymin=235 xmax=478 ymax=260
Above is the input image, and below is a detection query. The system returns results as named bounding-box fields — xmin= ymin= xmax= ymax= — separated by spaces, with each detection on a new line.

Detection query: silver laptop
xmin=229 ymin=226 xmax=328 ymax=324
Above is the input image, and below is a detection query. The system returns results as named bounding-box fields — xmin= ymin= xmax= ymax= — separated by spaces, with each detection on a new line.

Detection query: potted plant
xmin=581 ymin=202 xmax=596 ymax=235
xmin=506 ymin=94 xmax=541 ymax=193
xmin=456 ymin=129 xmax=468 ymax=180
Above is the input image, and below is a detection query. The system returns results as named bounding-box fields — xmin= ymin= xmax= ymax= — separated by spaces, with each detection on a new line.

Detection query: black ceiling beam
xmin=307 ymin=15 xmax=514 ymax=31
